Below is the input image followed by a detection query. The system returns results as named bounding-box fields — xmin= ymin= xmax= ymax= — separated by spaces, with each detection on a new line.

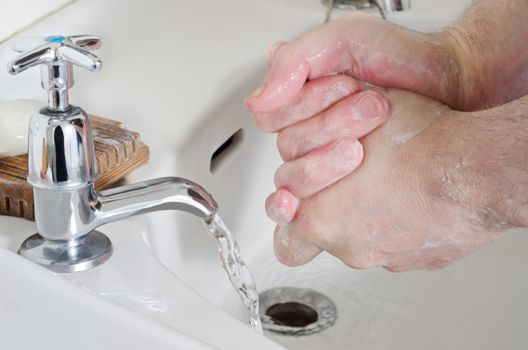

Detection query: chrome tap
xmin=323 ymin=0 xmax=410 ymax=22
xmin=381 ymin=0 xmax=411 ymax=12
xmin=7 ymin=35 xmax=218 ymax=273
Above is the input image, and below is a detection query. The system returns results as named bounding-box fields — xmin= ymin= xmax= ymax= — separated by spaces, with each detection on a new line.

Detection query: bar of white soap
xmin=0 ymin=99 xmax=45 ymax=157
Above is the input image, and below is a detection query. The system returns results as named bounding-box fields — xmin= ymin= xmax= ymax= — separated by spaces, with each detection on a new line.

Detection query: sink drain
xmin=259 ymin=287 xmax=337 ymax=336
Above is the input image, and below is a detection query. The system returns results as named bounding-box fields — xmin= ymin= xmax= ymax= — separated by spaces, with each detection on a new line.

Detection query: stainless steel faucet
xmin=7 ymin=35 xmax=218 ymax=273
xmin=323 ymin=0 xmax=411 ymax=22
xmin=381 ymin=0 xmax=411 ymax=11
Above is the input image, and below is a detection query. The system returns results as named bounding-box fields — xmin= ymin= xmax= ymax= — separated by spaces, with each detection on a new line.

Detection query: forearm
xmin=437 ymin=95 xmax=528 ymax=228
xmin=444 ymin=0 xmax=528 ymax=110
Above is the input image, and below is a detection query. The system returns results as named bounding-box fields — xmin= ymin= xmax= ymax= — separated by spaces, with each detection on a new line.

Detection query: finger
xmin=280 ymin=180 xmax=385 ymax=270
xmin=245 ymin=15 xmax=380 ymax=114
xmin=266 ymin=41 xmax=288 ymax=67
xmin=274 ymin=137 xmax=363 ymax=199
xmin=265 ymin=188 xmax=299 ymax=225
xmin=253 ymin=75 xmax=360 ymax=133
xmin=273 ymin=224 xmax=322 ymax=267
xmin=384 ymin=257 xmax=451 ymax=272
xmin=277 ymin=90 xmax=388 ymax=161
xmin=245 ymin=14 xmax=448 ymax=114
xmin=272 ymin=193 xmax=346 ymax=268
xmin=245 ymin=43 xmax=309 ymax=114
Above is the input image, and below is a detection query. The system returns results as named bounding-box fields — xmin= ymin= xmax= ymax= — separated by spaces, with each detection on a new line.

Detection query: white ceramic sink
xmin=146 ymin=78 xmax=528 ymax=349
xmin=3 ymin=1 xmax=523 ymax=349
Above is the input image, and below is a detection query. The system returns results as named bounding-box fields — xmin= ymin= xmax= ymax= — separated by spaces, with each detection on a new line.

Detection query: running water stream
xmin=206 ymin=213 xmax=263 ymax=332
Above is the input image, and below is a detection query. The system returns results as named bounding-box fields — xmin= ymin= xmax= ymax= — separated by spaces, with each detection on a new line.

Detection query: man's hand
xmin=269 ymin=89 xmax=523 ymax=272
xmin=246 ymin=3 xmax=528 ymax=116
xmin=244 ymin=2 xmax=528 ymax=271
xmin=246 ymin=13 xmax=464 ymax=114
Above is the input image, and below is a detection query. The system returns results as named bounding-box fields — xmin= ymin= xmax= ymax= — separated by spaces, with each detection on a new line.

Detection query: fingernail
xmin=354 ymin=93 xmax=387 ymax=120
xmin=330 ymin=138 xmax=363 ymax=172
xmin=266 ymin=189 xmax=300 ymax=225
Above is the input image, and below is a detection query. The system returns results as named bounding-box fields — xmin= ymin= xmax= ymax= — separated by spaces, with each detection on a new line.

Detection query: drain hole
xmin=259 ymin=287 xmax=337 ymax=336
xmin=266 ymin=302 xmax=318 ymax=327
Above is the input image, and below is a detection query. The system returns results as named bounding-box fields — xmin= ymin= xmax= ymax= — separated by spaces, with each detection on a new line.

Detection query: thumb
xmin=245 ymin=13 xmax=447 ymax=114
xmin=245 ymin=14 xmax=378 ymax=114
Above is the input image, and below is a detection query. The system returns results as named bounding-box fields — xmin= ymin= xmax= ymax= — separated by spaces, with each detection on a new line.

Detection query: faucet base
xmin=19 ymin=230 xmax=113 ymax=273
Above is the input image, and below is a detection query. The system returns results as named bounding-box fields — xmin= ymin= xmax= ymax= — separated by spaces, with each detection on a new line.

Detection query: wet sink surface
xmin=246 ymin=234 xmax=528 ymax=350
xmin=147 ymin=89 xmax=528 ymax=349
xmin=139 ymin=3 xmax=528 ymax=348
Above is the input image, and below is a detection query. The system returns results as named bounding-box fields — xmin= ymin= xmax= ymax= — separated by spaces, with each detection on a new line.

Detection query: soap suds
xmin=302 ymin=139 xmax=361 ymax=185
xmin=278 ymin=225 xmax=290 ymax=246
xmin=385 ymin=130 xmax=421 ymax=146
xmin=321 ymin=81 xmax=356 ymax=110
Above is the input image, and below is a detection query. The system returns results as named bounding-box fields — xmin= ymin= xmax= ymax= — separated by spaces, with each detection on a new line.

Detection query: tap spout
xmin=31 ymin=177 xmax=217 ymax=243
xmin=94 ymin=177 xmax=218 ymax=227
xmin=23 ymin=177 xmax=218 ymax=273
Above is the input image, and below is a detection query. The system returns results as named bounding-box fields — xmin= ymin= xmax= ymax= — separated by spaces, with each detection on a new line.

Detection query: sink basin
xmin=2 ymin=0 xmax=522 ymax=349
xmin=145 ymin=92 xmax=528 ymax=350
xmin=133 ymin=4 xmax=528 ymax=350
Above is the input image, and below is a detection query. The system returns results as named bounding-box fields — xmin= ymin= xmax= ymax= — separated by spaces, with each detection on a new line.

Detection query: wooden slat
xmin=0 ymin=114 xmax=149 ymax=221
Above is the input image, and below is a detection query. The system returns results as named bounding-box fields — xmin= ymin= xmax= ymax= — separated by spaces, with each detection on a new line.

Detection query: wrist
xmin=437 ymin=27 xmax=488 ymax=111
xmin=432 ymin=97 xmax=528 ymax=228
xmin=440 ymin=1 xmax=528 ymax=111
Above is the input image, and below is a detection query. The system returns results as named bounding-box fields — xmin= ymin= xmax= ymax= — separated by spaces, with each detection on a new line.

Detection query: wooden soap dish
xmin=0 ymin=115 xmax=149 ymax=220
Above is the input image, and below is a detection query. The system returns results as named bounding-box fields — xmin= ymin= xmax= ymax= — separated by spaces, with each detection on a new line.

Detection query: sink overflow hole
xmin=266 ymin=302 xmax=319 ymax=327
xmin=210 ymin=129 xmax=244 ymax=173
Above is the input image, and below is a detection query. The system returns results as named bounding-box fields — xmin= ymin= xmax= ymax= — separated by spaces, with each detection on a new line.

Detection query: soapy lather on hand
xmin=245 ymin=0 xmax=528 ymax=271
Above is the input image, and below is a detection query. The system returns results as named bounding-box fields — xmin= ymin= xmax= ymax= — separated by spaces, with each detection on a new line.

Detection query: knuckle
xmin=383 ymin=256 xmax=453 ymax=272
xmin=301 ymin=159 xmax=320 ymax=187
xmin=329 ymin=76 xmax=359 ymax=97
xmin=343 ymin=254 xmax=377 ymax=270
xmin=426 ymin=258 xmax=454 ymax=270
xmin=275 ymin=249 xmax=303 ymax=267
xmin=313 ymin=76 xmax=359 ymax=109
xmin=333 ymin=74 xmax=358 ymax=87
xmin=276 ymin=132 xmax=296 ymax=161
xmin=273 ymin=164 xmax=286 ymax=189
xmin=273 ymin=227 xmax=313 ymax=267
xmin=321 ymin=108 xmax=337 ymax=132
xmin=296 ymin=202 xmax=326 ymax=241
xmin=383 ymin=264 xmax=408 ymax=273
xmin=252 ymin=113 xmax=275 ymax=133
xmin=340 ymin=241 xmax=385 ymax=270
xmin=266 ymin=41 xmax=288 ymax=64
xmin=274 ymin=41 xmax=295 ymax=61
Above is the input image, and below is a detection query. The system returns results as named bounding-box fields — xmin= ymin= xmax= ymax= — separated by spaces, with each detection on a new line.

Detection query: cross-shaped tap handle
xmin=7 ymin=35 xmax=103 ymax=111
